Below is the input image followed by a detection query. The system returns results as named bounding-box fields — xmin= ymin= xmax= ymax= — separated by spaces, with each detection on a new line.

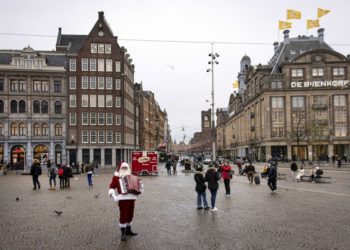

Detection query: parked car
xmin=203 ymin=158 xmax=211 ymax=165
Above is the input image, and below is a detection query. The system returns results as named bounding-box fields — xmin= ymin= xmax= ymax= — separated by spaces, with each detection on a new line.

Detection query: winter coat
xmin=49 ymin=166 xmax=58 ymax=178
xmin=221 ymin=165 xmax=232 ymax=180
xmin=268 ymin=165 xmax=277 ymax=179
xmin=205 ymin=168 xmax=220 ymax=190
xmin=65 ymin=166 xmax=73 ymax=178
xmin=194 ymin=171 xmax=207 ymax=192
xmin=30 ymin=164 xmax=42 ymax=176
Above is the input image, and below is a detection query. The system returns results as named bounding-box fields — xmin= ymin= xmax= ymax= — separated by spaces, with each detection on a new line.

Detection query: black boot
xmin=126 ymin=226 xmax=137 ymax=236
xmin=120 ymin=228 xmax=127 ymax=241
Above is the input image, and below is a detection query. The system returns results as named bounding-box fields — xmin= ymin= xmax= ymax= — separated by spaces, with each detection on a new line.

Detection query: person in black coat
xmin=194 ymin=165 xmax=209 ymax=210
xmin=267 ymin=163 xmax=278 ymax=194
xmin=205 ymin=164 xmax=220 ymax=211
xmin=30 ymin=159 xmax=42 ymax=190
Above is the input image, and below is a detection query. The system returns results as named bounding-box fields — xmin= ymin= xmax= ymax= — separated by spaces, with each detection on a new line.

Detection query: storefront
xmin=11 ymin=145 xmax=25 ymax=169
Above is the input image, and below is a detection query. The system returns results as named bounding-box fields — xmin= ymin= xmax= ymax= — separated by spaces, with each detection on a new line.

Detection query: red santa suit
xmin=108 ymin=162 xmax=144 ymax=241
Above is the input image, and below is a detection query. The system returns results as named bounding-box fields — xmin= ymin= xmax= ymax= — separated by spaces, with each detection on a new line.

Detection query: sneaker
xmin=273 ymin=189 xmax=278 ymax=193
xmin=211 ymin=207 xmax=218 ymax=212
xmin=225 ymin=194 xmax=230 ymax=197
xmin=197 ymin=207 xmax=203 ymax=210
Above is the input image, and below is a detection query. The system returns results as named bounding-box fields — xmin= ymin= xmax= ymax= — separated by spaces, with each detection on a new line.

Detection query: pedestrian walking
xmin=65 ymin=164 xmax=73 ymax=188
xmin=165 ymin=159 xmax=172 ymax=175
xmin=221 ymin=160 xmax=232 ymax=196
xmin=245 ymin=161 xmax=256 ymax=184
xmin=237 ymin=158 xmax=243 ymax=175
xmin=49 ymin=164 xmax=58 ymax=190
xmin=58 ymin=166 xmax=65 ymax=189
xmin=47 ymin=159 xmax=52 ymax=177
xmin=108 ymin=162 xmax=144 ymax=241
xmin=205 ymin=164 xmax=220 ymax=211
xmin=172 ymin=159 xmax=177 ymax=175
xmin=337 ymin=158 xmax=342 ymax=168
xmin=290 ymin=162 xmax=298 ymax=181
xmin=30 ymin=159 xmax=42 ymax=190
xmin=267 ymin=162 xmax=278 ymax=194
xmin=194 ymin=165 xmax=209 ymax=210
xmin=81 ymin=163 xmax=85 ymax=174
xmin=85 ymin=163 xmax=94 ymax=187
xmin=94 ymin=161 xmax=99 ymax=175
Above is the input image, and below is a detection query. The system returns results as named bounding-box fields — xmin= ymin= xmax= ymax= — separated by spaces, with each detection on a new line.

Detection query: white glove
xmin=108 ymin=189 xmax=119 ymax=202
xmin=111 ymin=193 xmax=119 ymax=202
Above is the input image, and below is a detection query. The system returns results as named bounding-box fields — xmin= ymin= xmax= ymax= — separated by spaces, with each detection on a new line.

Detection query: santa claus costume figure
xmin=108 ymin=162 xmax=144 ymax=241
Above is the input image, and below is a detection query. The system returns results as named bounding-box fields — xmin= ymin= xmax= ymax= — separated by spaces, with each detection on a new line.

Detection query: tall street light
xmin=206 ymin=43 xmax=219 ymax=162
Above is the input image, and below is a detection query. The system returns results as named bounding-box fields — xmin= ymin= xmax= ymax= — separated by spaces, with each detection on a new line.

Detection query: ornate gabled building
xmin=224 ymin=29 xmax=350 ymax=162
xmin=56 ymin=11 xmax=137 ymax=167
xmin=0 ymin=47 xmax=67 ymax=170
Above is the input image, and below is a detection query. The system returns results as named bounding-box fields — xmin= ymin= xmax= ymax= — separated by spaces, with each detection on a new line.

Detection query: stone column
xmin=89 ymin=148 xmax=94 ymax=164
xmin=100 ymin=148 xmax=105 ymax=168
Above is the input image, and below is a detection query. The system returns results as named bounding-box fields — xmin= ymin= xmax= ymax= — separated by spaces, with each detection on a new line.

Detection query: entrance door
xmin=33 ymin=145 xmax=49 ymax=167
xmin=11 ymin=145 xmax=25 ymax=170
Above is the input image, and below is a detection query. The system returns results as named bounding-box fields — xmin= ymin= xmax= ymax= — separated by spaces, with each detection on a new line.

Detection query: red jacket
xmin=221 ymin=165 xmax=232 ymax=180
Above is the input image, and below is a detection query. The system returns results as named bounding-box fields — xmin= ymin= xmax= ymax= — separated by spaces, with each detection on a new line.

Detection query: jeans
xmin=196 ymin=191 xmax=208 ymax=208
xmin=32 ymin=175 xmax=40 ymax=189
xmin=268 ymin=178 xmax=277 ymax=191
xmin=224 ymin=179 xmax=230 ymax=194
xmin=209 ymin=189 xmax=218 ymax=208
xmin=87 ymin=173 xmax=93 ymax=187
xmin=49 ymin=176 xmax=56 ymax=187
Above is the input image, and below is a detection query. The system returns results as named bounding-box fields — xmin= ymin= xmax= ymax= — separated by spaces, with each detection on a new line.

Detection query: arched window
xmin=11 ymin=100 xmax=17 ymax=113
xmin=0 ymin=122 xmax=4 ymax=136
xmin=0 ymin=100 xmax=4 ymax=113
xmin=19 ymin=100 xmax=26 ymax=113
xmin=42 ymin=123 xmax=49 ymax=136
xmin=19 ymin=122 xmax=26 ymax=135
xmin=55 ymin=123 xmax=62 ymax=136
xmin=33 ymin=100 xmax=40 ymax=113
xmin=41 ymin=100 xmax=48 ymax=113
xmin=55 ymin=101 xmax=62 ymax=114
xmin=11 ymin=122 xmax=18 ymax=135
xmin=33 ymin=123 xmax=41 ymax=136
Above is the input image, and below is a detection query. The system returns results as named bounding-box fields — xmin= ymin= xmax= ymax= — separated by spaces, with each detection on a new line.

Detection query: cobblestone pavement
xmin=0 ymin=164 xmax=350 ymax=250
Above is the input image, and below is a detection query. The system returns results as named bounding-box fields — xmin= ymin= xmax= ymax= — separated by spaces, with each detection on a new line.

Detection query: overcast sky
xmin=1 ymin=0 xmax=349 ymax=143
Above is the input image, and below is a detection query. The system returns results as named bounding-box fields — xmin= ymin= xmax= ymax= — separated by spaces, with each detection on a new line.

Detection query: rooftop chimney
xmin=98 ymin=11 xmax=104 ymax=20
xmin=273 ymin=42 xmax=279 ymax=53
xmin=283 ymin=30 xmax=290 ymax=44
xmin=318 ymin=28 xmax=325 ymax=42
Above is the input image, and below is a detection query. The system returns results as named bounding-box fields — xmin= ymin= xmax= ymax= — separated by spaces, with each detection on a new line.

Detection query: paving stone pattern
xmin=0 ymin=165 xmax=350 ymax=250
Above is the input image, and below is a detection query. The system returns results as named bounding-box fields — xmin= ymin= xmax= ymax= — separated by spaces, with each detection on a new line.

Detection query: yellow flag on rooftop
xmin=233 ymin=80 xmax=239 ymax=89
xmin=279 ymin=21 xmax=292 ymax=30
xmin=307 ymin=19 xmax=320 ymax=30
xmin=287 ymin=9 xmax=302 ymax=20
xmin=318 ymin=8 xmax=330 ymax=18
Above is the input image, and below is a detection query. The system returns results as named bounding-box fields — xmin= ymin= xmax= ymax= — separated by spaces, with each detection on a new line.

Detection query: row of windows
xmin=81 ymin=130 xmax=121 ymax=143
xmin=69 ymin=113 xmax=121 ymax=126
xmin=0 ymin=79 xmax=62 ymax=93
xmin=0 ymin=122 xmax=62 ymax=136
xmin=69 ymin=58 xmax=121 ymax=72
xmin=291 ymin=67 xmax=345 ymax=78
xmin=271 ymin=95 xmax=347 ymax=109
xmin=91 ymin=43 xmax=112 ymax=54
xmin=69 ymin=95 xmax=121 ymax=108
xmin=69 ymin=76 xmax=121 ymax=90
xmin=0 ymin=100 xmax=62 ymax=114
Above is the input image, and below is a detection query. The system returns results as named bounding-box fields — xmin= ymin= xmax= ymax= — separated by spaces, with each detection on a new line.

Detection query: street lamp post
xmin=206 ymin=43 xmax=219 ymax=162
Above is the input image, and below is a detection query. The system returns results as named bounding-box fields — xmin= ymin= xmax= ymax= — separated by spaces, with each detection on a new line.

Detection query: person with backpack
xmin=49 ymin=164 xmax=58 ymax=190
xmin=58 ymin=166 xmax=65 ymax=189
xmin=194 ymin=164 xmax=209 ymax=210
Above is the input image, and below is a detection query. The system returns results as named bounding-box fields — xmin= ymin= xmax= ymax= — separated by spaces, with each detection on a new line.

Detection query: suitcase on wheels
xmin=254 ymin=175 xmax=260 ymax=185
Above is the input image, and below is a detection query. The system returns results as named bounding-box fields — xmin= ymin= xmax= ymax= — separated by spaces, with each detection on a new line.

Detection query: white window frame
xmin=82 ymin=94 xmax=89 ymax=107
xmin=82 ymin=130 xmax=89 ymax=143
xmin=98 ymin=77 xmax=104 ymax=89
xmin=90 ymin=76 xmax=96 ymax=89
xmin=98 ymin=95 xmax=105 ymax=107
xmin=291 ymin=68 xmax=303 ymax=77
xmin=106 ymin=59 xmax=113 ymax=72
xmin=98 ymin=113 xmax=105 ymax=125
xmin=90 ymin=58 xmax=96 ymax=71
xmin=105 ymin=44 xmax=111 ymax=54
xmin=116 ymin=114 xmax=121 ymax=125
xmin=106 ymin=77 xmax=113 ymax=90
xmin=90 ymin=94 xmax=96 ymax=107
xmin=90 ymin=131 xmax=96 ymax=143
xmin=91 ymin=43 xmax=97 ymax=53
xmin=82 ymin=76 xmax=89 ymax=89
xmin=115 ymin=132 xmax=121 ymax=143
xmin=98 ymin=59 xmax=104 ymax=72
xmin=82 ymin=112 xmax=89 ymax=125
xmin=82 ymin=58 xmax=88 ymax=71
xmin=333 ymin=67 xmax=345 ymax=76
xmin=106 ymin=95 xmax=113 ymax=107
xmin=69 ymin=58 xmax=76 ymax=71
xmin=106 ymin=131 xmax=113 ymax=143
xmin=70 ymin=95 xmax=76 ymax=107
xmin=106 ymin=113 xmax=113 ymax=125
xmin=115 ymin=61 xmax=121 ymax=72
xmin=115 ymin=97 xmax=121 ymax=107
xmin=98 ymin=44 xmax=104 ymax=54
xmin=115 ymin=79 xmax=121 ymax=90
xmin=69 ymin=77 xmax=76 ymax=89
xmin=98 ymin=130 xmax=104 ymax=143
xmin=70 ymin=113 xmax=76 ymax=125
xmin=312 ymin=68 xmax=324 ymax=77
xmin=90 ymin=112 xmax=97 ymax=125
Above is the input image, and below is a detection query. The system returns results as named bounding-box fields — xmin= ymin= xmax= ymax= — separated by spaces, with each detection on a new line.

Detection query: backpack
xmin=58 ymin=168 xmax=64 ymax=177
xmin=50 ymin=167 xmax=56 ymax=176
